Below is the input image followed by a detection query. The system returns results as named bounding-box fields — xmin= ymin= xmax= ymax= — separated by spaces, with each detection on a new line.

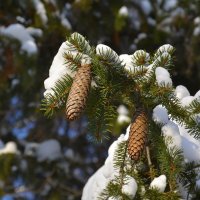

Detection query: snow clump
xmin=0 ymin=141 xmax=19 ymax=155
xmin=152 ymin=105 xmax=169 ymax=125
xmin=152 ymin=93 xmax=200 ymax=164
xmin=150 ymin=175 xmax=167 ymax=192
xmin=82 ymin=126 xmax=137 ymax=200
xmin=96 ymin=44 xmax=121 ymax=66
xmin=118 ymin=6 xmax=129 ymax=17
xmin=119 ymin=54 xmax=134 ymax=72
xmin=44 ymin=33 xmax=91 ymax=97
xmin=155 ymin=67 xmax=172 ymax=86
xmin=117 ymin=105 xmax=131 ymax=124
xmin=32 ymin=0 xmax=48 ymax=25
xmin=36 ymin=139 xmax=62 ymax=162
xmin=122 ymin=176 xmax=138 ymax=199
xmin=175 ymin=85 xmax=190 ymax=100
xmin=0 ymin=23 xmax=38 ymax=55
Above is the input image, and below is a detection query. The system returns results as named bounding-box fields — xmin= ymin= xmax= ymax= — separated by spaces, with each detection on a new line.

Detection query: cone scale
xmin=127 ymin=108 xmax=148 ymax=161
xmin=66 ymin=63 xmax=91 ymax=121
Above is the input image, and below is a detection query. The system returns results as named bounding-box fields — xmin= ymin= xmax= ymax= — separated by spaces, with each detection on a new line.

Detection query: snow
xmin=139 ymin=0 xmax=152 ymax=15
xmin=150 ymin=175 xmax=167 ymax=192
xmin=0 ymin=140 xmax=4 ymax=149
xmin=108 ymin=197 xmax=120 ymax=200
xmin=71 ymin=32 xmax=91 ymax=53
xmin=82 ymin=126 xmax=137 ymax=200
xmin=49 ymin=42 xmax=77 ymax=76
xmin=119 ymin=6 xmax=128 ymax=17
xmin=32 ymin=0 xmax=48 ymax=25
xmin=154 ymin=52 xmax=171 ymax=66
xmin=81 ymin=54 xmax=91 ymax=65
xmin=157 ymin=44 xmax=174 ymax=54
xmin=193 ymin=16 xmax=200 ymax=36
xmin=195 ymin=90 xmax=200 ymax=98
xmin=122 ymin=176 xmax=138 ymax=198
xmin=175 ymin=85 xmax=190 ymax=100
xmin=153 ymin=105 xmax=169 ymax=125
xmin=1 ymin=24 xmax=33 ymax=41
xmin=24 ymin=139 xmax=62 ymax=162
xmin=119 ymin=54 xmax=134 ymax=72
xmin=44 ymin=34 xmax=92 ymax=97
xmin=44 ymin=74 xmax=61 ymax=90
xmin=152 ymin=102 xmax=200 ymax=163
xmin=178 ymin=124 xmax=200 ymax=163
xmin=194 ymin=17 xmax=200 ymax=25
xmin=0 ymin=23 xmax=38 ymax=55
xmin=16 ymin=16 xmax=26 ymax=24
xmin=177 ymin=182 xmax=189 ymax=199
xmin=147 ymin=17 xmax=156 ymax=26
xmin=117 ymin=105 xmax=131 ymax=124
xmin=96 ymin=44 xmax=121 ymax=66
xmin=180 ymin=96 xmax=195 ymax=107
xmin=196 ymin=179 xmax=200 ymax=188
xmin=181 ymin=136 xmax=200 ymax=163
xmin=161 ymin=121 xmax=182 ymax=149
xmin=117 ymin=105 xmax=129 ymax=116
xmin=155 ymin=67 xmax=172 ymax=86
xmin=36 ymin=139 xmax=62 ymax=162
xmin=60 ymin=11 xmax=72 ymax=30
xmin=43 ymin=42 xmax=75 ymax=96
xmin=96 ymin=44 xmax=117 ymax=57
xmin=82 ymin=166 xmax=109 ymax=200
xmin=0 ymin=141 xmax=19 ymax=155
xmin=117 ymin=115 xmax=131 ymax=124
xmin=163 ymin=0 xmax=177 ymax=11
xmin=26 ymin=27 xmax=43 ymax=37
xmin=64 ymin=148 xmax=75 ymax=160
xmin=132 ymin=50 xmax=150 ymax=65
xmin=24 ymin=142 xmax=39 ymax=156
xmin=21 ymin=40 xmax=37 ymax=55
xmin=193 ymin=27 xmax=200 ymax=36
xmin=134 ymin=33 xmax=147 ymax=44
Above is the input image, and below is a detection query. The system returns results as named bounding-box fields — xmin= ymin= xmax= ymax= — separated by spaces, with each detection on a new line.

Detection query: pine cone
xmin=127 ymin=109 xmax=148 ymax=161
xmin=66 ymin=64 xmax=91 ymax=120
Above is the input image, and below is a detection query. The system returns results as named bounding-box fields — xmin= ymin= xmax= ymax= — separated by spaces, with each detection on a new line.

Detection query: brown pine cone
xmin=127 ymin=108 xmax=148 ymax=161
xmin=66 ymin=64 xmax=91 ymax=121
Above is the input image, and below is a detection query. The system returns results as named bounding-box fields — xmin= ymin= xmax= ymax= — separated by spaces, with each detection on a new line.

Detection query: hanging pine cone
xmin=66 ymin=63 xmax=91 ymax=121
xmin=127 ymin=108 xmax=148 ymax=161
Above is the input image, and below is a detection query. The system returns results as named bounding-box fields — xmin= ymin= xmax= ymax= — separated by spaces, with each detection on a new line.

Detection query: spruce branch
xmin=162 ymin=93 xmax=200 ymax=138
xmin=86 ymin=87 xmax=118 ymax=141
xmin=41 ymin=75 xmax=73 ymax=117
xmin=143 ymin=81 xmax=200 ymax=138
xmin=128 ymin=66 xmax=148 ymax=82
xmin=186 ymin=99 xmax=200 ymax=114
xmin=158 ymin=136 xmax=184 ymax=191
xmin=67 ymin=32 xmax=92 ymax=55
xmin=63 ymin=51 xmax=82 ymax=71
xmin=113 ymin=141 xmax=128 ymax=189
xmin=99 ymin=141 xmax=133 ymax=200
xmin=132 ymin=50 xmax=150 ymax=66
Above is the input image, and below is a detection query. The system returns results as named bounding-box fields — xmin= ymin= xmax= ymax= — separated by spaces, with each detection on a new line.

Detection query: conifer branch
xmin=67 ymin=32 xmax=92 ymax=55
xmin=41 ymin=75 xmax=73 ymax=117
xmin=114 ymin=141 xmax=128 ymax=190
xmin=64 ymin=52 xmax=82 ymax=71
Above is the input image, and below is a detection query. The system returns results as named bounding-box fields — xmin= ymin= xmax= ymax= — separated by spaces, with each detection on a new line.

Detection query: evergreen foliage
xmin=41 ymin=33 xmax=200 ymax=199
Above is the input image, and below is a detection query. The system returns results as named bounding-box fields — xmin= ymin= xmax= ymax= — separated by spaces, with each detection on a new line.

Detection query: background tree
xmin=0 ymin=0 xmax=199 ymax=199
